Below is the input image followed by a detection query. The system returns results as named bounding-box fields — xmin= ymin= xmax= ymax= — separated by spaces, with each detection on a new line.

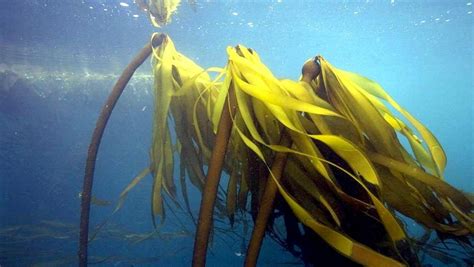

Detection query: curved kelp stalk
xmin=85 ymin=32 xmax=473 ymax=267
xmin=78 ymin=42 xmax=153 ymax=266
xmin=192 ymin=82 xmax=237 ymax=267
xmin=244 ymin=59 xmax=321 ymax=267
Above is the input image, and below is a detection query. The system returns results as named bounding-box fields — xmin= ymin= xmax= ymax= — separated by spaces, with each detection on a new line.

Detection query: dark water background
xmin=0 ymin=0 xmax=472 ymax=266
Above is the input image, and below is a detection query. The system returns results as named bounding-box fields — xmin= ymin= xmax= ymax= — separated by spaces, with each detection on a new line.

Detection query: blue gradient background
xmin=0 ymin=0 xmax=472 ymax=266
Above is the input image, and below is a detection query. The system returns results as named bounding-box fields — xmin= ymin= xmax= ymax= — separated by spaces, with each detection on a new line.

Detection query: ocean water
xmin=0 ymin=0 xmax=472 ymax=266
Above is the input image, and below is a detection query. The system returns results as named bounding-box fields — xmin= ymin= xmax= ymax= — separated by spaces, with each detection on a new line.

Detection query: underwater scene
xmin=0 ymin=0 xmax=473 ymax=266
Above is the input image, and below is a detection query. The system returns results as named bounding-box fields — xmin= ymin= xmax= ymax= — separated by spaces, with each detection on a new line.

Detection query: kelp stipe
xmin=78 ymin=43 xmax=153 ymax=267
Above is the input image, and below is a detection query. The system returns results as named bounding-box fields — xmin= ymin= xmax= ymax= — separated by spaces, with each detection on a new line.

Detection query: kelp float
xmin=79 ymin=3 xmax=473 ymax=267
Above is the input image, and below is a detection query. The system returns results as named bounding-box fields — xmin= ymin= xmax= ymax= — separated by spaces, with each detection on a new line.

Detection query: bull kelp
xmin=81 ymin=32 xmax=471 ymax=266
xmin=77 ymin=3 xmax=473 ymax=263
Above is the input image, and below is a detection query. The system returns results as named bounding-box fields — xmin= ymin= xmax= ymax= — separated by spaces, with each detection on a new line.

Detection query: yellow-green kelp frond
xmin=223 ymin=47 xmax=472 ymax=264
xmin=148 ymin=33 xmax=226 ymax=225
xmin=128 ymin=33 xmax=472 ymax=265
xmin=317 ymin=56 xmax=472 ymax=234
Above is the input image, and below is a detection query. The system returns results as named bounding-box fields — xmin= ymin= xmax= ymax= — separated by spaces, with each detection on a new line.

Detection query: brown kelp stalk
xmin=244 ymin=131 xmax=292 ymax=267
xmin=78 ymin=43 xmax=152 ymax=267
xmin=192 ymin=86 xmax=237 ymax=267
xmin=244 ymin=61 xmax=321 ymax=266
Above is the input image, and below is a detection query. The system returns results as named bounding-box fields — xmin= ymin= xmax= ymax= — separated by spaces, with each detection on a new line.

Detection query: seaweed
xmin=79 ymin=33 xmax=473 ymax=266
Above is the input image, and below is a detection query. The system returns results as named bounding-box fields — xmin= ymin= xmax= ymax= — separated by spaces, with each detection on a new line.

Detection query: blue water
xmin=0 ymin=0 xmax=472 ymax=266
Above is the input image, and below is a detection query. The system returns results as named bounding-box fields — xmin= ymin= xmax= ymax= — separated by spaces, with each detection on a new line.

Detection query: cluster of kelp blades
xmin=0 ymin=220 xmax=191 ymax=266
xmin=80 ymin=33 xmax=473 ymax=266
